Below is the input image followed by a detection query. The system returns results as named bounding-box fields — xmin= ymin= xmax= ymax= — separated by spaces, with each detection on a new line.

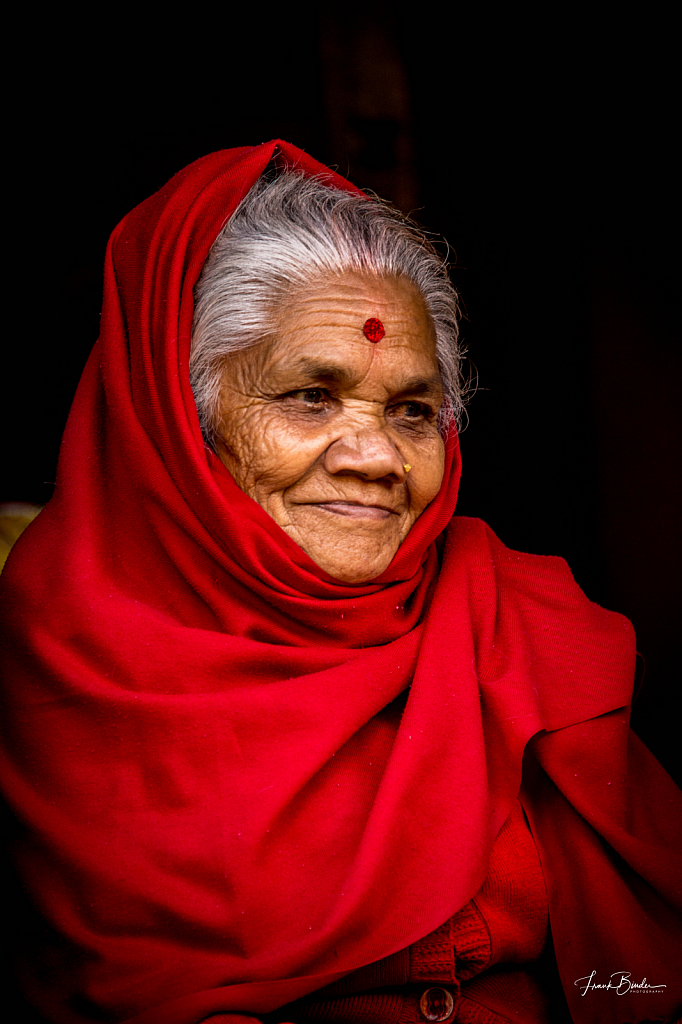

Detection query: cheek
xmin=410 ymin=440 xmax=445 ymax=512
xmin=220 ymin=409 xmax=322 ymax=498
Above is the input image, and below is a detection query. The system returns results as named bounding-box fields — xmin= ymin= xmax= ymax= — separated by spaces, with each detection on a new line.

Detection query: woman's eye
xmin=288 ymin=388 xmax=329 ymax=408
xmin=394 ymin=401 xmax=433 ymax=421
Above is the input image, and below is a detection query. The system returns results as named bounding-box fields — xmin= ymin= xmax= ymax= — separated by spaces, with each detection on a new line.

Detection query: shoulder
xmin=440 ymin=517 xmax=637 ymax=730
xmin=444 ymin=515 xmax=631 ymax=631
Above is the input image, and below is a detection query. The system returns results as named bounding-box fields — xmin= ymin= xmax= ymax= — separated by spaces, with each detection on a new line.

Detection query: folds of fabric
xmin=272 ymin=799 xmax=552 ymax=1024
xmin=0 ymin=141 xmax=680 ymax=1024
xmin=521 ymin=722 xmax=682 ymax=1023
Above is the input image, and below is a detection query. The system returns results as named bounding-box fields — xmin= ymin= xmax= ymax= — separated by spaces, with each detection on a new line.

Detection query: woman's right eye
xmin=289 ymin=388 xmax=329 ymax=407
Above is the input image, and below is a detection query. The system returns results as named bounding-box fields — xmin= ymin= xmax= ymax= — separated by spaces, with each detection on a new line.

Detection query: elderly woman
xmin=0 ymin=141 xmax=680 ymax=1024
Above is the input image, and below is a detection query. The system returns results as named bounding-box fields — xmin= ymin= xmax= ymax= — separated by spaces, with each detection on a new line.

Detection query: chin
xmin=288 ymin=513 xmax=401 ymax=581
xmin=331 ymin=567 xmax=388 ymax=584
xmin=312 ymin=549 xmax=397 ymax=584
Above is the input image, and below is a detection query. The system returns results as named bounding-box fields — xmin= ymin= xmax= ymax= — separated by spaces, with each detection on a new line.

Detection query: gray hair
xmin=190 ymin=171 xmax=464 ymax=448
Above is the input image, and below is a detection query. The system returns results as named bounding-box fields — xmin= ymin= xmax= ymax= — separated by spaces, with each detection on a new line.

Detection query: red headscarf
xmin=1 ymin=141 xmax=680 ymax=1024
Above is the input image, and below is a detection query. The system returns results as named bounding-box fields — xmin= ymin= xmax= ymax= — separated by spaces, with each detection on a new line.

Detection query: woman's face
xmin=214 ymin=272 xmax=446 ymax=583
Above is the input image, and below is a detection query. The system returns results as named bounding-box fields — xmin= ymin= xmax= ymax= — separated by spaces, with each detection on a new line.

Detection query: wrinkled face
xmin=214 ymin=272 xmax=446 ymax=583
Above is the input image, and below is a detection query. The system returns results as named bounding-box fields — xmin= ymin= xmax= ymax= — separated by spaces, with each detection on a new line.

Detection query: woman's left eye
xmin=394 ymin=401 xmax=433 ymax=421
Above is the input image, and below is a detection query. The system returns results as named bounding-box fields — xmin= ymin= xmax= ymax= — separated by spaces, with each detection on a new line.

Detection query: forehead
xmin=265 ymin=272 xmax=440 ymax=385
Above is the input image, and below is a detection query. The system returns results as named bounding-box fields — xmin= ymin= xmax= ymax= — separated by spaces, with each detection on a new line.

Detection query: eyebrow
xmin=281 ymin=358 xmax=444 ymax=399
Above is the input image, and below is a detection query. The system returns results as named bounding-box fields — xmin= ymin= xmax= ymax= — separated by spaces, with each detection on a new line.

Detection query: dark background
xmin=4 ymin=6 xmax=679 ymax=779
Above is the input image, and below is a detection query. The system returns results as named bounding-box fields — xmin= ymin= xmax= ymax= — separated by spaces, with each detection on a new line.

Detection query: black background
xmin=4 ymin=5 xmax=679 ymax=780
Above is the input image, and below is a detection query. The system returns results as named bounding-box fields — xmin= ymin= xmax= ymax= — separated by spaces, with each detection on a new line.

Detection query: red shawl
xmin=1 ymin=141 xmax=680 ymax=1024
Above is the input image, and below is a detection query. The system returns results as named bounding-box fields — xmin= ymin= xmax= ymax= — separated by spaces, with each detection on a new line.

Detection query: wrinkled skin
xmin=214 ymin=272 xmax=446 ymax=583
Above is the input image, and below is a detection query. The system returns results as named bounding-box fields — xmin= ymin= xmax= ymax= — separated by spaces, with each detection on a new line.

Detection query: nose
xmin=324 ymin=426 xmax=406 ymax=481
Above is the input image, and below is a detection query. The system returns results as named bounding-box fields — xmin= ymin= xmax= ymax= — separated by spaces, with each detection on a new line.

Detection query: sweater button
xmin=419 ymin=987 xmax=455 ymax=1021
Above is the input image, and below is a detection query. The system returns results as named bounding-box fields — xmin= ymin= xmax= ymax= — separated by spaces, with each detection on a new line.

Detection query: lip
xmin=310 ymin=501 xmax=397 ymax=520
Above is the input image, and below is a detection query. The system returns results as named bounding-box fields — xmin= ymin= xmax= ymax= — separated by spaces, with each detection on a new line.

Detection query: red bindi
xmin=363 ymin=318 xmax=385 ymax=343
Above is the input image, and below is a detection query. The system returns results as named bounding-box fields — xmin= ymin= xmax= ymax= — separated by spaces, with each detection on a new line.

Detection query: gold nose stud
xmin=403 ymin=464 xmax=412 ymax=474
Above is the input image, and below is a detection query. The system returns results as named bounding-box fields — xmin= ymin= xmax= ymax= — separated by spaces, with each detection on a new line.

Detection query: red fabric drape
xmin=0 ymin=141 xmax=680 ymax=1024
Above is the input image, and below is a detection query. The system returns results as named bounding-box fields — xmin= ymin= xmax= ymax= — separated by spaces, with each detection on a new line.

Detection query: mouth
xmin=311 ymin=500 xmax=396 ymax=520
